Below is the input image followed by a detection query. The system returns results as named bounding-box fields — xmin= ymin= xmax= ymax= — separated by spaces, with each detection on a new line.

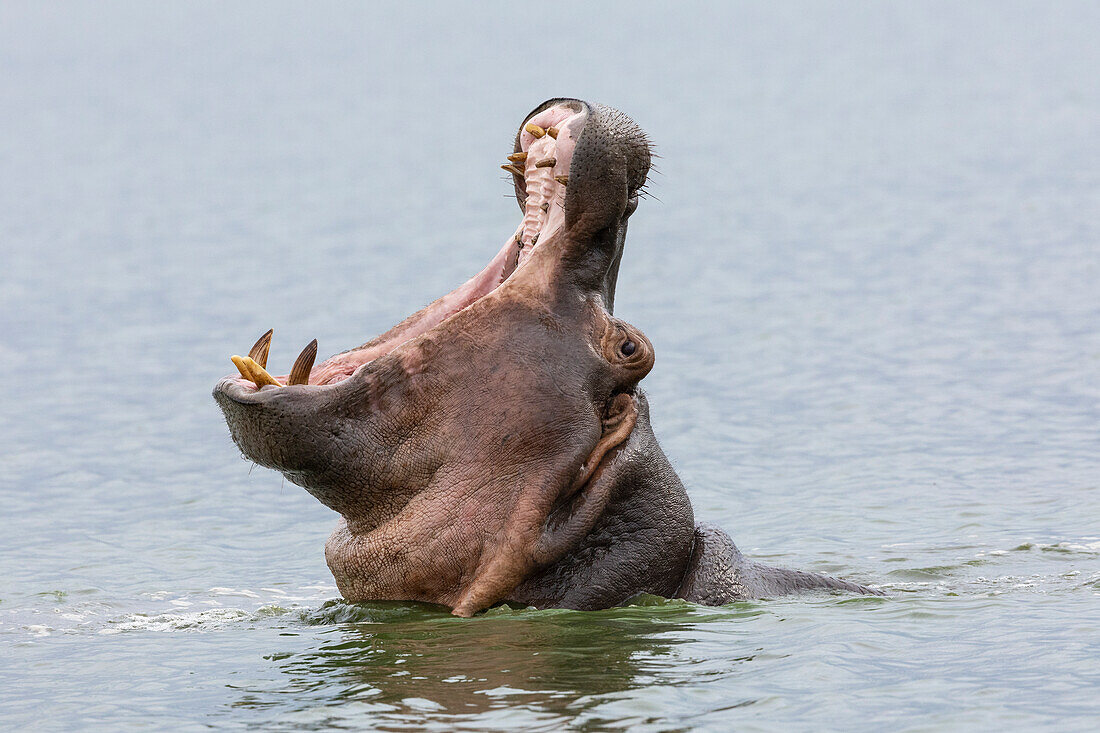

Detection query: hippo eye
xmin=621 ymin=340 xmax=636 ymax=357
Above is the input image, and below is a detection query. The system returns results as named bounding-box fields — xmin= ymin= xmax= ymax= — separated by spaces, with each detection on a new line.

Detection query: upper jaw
xmin=510 ymin=99 xmax=650 ymax=308
xmin=505 ymin=99 xmax=587 ymax=272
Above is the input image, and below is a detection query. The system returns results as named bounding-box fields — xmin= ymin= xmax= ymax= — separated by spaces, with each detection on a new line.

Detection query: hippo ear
xmin=449 ymin=394 xmax=639 ymax=617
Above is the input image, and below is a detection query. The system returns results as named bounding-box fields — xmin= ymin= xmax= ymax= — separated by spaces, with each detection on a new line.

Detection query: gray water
xmin=2 ymin=2 xmax=1098 ymax=730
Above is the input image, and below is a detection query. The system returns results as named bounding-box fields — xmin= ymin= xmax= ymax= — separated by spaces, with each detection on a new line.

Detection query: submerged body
xmin=214 ymin=98 xmax=878 ymax=615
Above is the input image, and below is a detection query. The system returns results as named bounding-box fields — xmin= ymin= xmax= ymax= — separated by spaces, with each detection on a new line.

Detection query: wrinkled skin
xmin=214 ymin=98 xmax=878 ymax=616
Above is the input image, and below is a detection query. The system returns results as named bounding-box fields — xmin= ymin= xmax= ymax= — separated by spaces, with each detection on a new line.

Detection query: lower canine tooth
xmin=288 ymin=339 xmax=318 ymax=386
xmin=535 ymin=157 xmax=556 ymax=168
xmin=507 ymin=152 xmax=528 ymax=162
xmin=547 ymin=126 xmax=559 ymax=138
xmin=501 ymin=164 xmax=524 ymax=176
xmin=524 ymin=123 xmax=546 ymax=138
xmin=248 ymin=329 xmax=273 ymax=369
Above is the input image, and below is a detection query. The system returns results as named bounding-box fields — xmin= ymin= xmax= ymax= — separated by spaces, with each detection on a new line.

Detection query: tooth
xmin=524 ymin=123 xmax=546 ymax=138
xmin=288 ymin=339 xmax=318 ymax=386
xmin=540 ymin=202 xmax=549 ymax=212
xmin=547 ymin=126 xmax=559 ymax=139
xmin=535 ymin=157 xmax=556 ymax=168
xmin=232 ymin=355 xmax=260 ymax=383
xmin=501 ymin=164 xmax=525 ymax=176
xmin=230 ymin=355 xmax=283 ymax=387
xmin=231 ymin=355 xmax=253 ymax=381
xmin=507 ymin=152 xmax=528 ymax=162
xmin=244 ymin=357 xmax=282 ymax=387
xmin=247 ymin=329 xmax=273 ymax=369
xmin=554 ymin=175 xmax=569 ymax=185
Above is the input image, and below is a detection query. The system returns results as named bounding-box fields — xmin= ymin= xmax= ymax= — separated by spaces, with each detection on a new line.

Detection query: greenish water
xmin=3 ymin=1 xmax=1099 ymax=730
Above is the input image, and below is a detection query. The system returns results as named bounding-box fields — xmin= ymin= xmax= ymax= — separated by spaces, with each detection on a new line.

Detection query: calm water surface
xmin=2 ymin=2 xmax=1099 ymax=730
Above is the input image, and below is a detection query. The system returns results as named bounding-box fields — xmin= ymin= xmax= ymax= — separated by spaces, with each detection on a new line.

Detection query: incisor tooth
xmin=231 ymin=355 xmax=282 ymax=387
xmin=501 ymin=164 xmax=524 ymax=176
xmin=547 ymin=126 xmax=559 ymax=139
xmin=507 ymin=152 xmax=528 ymax=162
xmin=248 ymin=329 xmax=273 ymax=369
xmin=245 ymin=357 xmax=282 ymax=387
xmin=231 ymin=355 xmax=252 ymax=381
xmin=535 ymin=157 xmax=556 ymax=168
xmin=524 ymin=123 xmax=545 ymax=138
xmin=288 ymin=339 xmax=318 ymax=386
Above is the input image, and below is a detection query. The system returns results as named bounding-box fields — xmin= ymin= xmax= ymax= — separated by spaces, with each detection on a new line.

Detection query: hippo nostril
xmin=621 ymin=340 xmax=636 ymax=357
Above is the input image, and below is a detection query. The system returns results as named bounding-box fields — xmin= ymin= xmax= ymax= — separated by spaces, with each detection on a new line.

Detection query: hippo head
xmin=213 ymin=99 xmax=664 ymax=616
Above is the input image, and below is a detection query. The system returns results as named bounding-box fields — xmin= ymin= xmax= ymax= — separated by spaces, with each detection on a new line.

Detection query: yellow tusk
xmin=501 ymin=164 xmax=525 ymax=176
xmin=547 ymin=126 xmax=559 ymax=139
xmin=554 ymin=175 xmax=569 ymax=185
xmin=524 ymin=123 xmax=546 ymax=138
xmin=231 ymin=355 xmax=253 ymax=381
xmin=231 ymin=355 xmax=282 ymax=387
xmin=507 ymin=151 xmax=528 ymax=162
xmin=535 ymin=157 xmax=556 ymax=168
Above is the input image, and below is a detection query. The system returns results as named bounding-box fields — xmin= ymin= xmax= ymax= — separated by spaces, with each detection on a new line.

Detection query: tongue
xmin=306 ymin=233 xmax=521 ymax=386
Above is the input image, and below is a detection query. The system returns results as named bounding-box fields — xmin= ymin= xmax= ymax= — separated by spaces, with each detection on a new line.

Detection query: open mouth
xmin=219 ymin=101 xmax=588 ymax=398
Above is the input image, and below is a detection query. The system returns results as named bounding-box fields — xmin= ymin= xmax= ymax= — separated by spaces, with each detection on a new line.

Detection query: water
xmin=2 ymin=1 xmax=1098 ymax=729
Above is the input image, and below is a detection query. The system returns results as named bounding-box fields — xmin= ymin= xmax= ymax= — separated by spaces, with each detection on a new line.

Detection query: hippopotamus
xmin=214 ymin=98 xmax=877 ymax=616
